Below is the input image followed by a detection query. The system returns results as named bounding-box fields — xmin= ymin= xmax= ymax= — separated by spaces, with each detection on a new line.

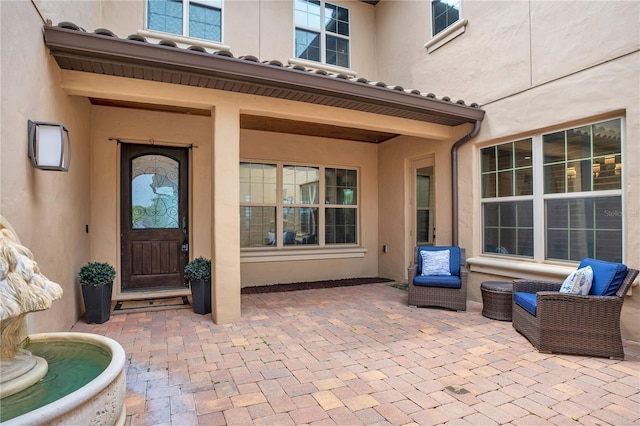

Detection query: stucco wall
xmin=0 ymin=0 xmax=97 ymax=333
xmin=377 ymin=123 xmax=472 ymax=282
xmin=376 ymin=1 xmax=639 ymax=106
xmin=240 ymin=129 xmax=380 ymax=286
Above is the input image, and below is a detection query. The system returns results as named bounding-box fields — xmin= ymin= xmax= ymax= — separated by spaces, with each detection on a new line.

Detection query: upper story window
xmin=240 ymin=161 xmax=358 ymax=248
xmin=294 ymin=0 xmax=350 ymax=68
xmin=431 ymin=0 xmax=461 ymax=36
xmin=480 ymin=118 xmax=624 ymax=263
xmin=147 ymin=0 xmax=222 ymax=42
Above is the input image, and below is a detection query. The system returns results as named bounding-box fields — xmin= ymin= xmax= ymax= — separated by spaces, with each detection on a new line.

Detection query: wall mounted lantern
xmin=27 ymin=120 xmax=71 ymax=171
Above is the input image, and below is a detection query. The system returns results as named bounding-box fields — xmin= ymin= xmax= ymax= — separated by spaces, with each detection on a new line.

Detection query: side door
xmin=120 ymin=144 xmax=189 ymax=291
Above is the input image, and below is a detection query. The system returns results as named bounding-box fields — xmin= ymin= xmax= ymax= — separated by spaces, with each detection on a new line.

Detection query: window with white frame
xmin=294 ymin=0 xmax=350 ymax=68
xmin=431 ymin=0 xmax=461 ymax=37
xmin=240 ymin=162 xmax=358 ymax=248
xmin=147 ymin=0 xmax=222 ymax=42
xmin=481 ymin=118 xmax=623 ymax=263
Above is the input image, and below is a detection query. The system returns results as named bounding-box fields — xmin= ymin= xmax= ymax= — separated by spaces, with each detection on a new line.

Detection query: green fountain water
xmin=0 ymin=340 xmax=111 ymax=422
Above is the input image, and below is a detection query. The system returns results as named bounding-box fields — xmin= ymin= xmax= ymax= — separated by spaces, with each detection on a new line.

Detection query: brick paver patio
xmin=70 ymin=282 xmax=640 ymax=425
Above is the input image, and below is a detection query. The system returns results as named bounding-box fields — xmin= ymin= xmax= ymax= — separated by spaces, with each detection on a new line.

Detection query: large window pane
xmin=240 ymin=207 xmax=276 ymax=248
xmin=326 ymin=35 xmax=349 ymax=67
xmin=295 ymin=29 xmax=321 ymax=62
xmin=480 ymin=140 xmax=532 ymax=199
xmin=543 ymin=120 xmax=621 ymax=195
xmin=295 ymin=0 xmax=321 ymax=29
xmin=325 ymin=208 xmax=356 ymax=244
xmin=240 ymin=162 xmax=277 ymax=203
xmin=148 ymin=0 xmax=183 ymax=35
xmin=432 ymin=0 xmax=460 ymax=36
xmin=325 ymin=168 xmax=357 ymax=205
xmin=189 ymin=3 xmax=221 ymax=41
xmin=483 ymin=201 xmax=533 ymax=256
xmin=283 ymin=207 xmax=319 ymax=245
xmin=325 ymin=3 xmax=349 ymax=36
xmin=283 ymin=165 xmax=319 ymax=204
xmin=545 ymin=196 xmax=622 ymax=262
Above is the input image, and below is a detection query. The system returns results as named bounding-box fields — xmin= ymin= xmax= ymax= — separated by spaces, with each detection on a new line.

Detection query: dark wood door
xmin=121 ymin=144 xmax=189 ymax=291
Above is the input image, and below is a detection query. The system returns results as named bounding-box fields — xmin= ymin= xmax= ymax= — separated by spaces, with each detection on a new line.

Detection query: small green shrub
xmin=184 ymin=256 xmax=211 ymax=281
xmin=78 ymin=262 xmax=116 ymax=287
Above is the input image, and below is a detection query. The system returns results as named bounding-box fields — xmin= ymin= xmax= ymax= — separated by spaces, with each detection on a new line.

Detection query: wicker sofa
xmin=512 ymin=258 xmax=639 ymax=359
xmin=408 ymin=246 xmax=467 ymax=311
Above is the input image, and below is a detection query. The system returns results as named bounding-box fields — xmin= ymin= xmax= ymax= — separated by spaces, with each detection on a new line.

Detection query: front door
xmin=121 ymin=144 xmax=189 ymax=291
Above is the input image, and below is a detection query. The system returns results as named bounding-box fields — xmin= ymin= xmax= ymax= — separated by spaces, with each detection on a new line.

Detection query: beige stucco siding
xmin=0 ymin=1 xmax=96 ymax=334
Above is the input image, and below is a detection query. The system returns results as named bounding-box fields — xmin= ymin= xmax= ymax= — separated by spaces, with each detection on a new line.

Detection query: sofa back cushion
xmin=578 ymin=258 xmax=628 ymax=296
xmin=417 ymin=246 xmax=460 ymax=276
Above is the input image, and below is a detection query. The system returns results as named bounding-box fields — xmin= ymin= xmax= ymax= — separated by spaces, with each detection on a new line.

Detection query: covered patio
xmin=71 ymin=282 xmax=640 ymax=425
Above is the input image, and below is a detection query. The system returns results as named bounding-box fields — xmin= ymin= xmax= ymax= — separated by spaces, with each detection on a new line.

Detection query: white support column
xmin=211 ymin=104 xmax=241 ymax=323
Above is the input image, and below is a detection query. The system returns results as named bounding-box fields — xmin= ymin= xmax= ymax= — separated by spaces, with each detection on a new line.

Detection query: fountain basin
xmin=1 ymin=332 xmax=126 ymax=426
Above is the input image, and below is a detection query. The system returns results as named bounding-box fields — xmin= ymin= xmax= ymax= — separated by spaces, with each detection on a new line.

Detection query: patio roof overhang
xmin=42 ymin=24 xmax=485 ymax=142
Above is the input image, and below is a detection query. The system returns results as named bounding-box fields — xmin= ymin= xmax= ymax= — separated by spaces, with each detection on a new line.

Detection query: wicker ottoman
xmin=481 ymin=281 xmax=513 ymax=321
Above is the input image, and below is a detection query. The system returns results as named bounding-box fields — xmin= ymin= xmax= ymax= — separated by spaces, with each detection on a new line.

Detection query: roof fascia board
xmin=43 ymin=26 xmax=485 ymax=124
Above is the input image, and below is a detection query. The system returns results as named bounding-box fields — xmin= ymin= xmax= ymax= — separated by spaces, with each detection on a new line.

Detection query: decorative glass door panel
xmin=121 ymin=144 xmax=189 ymax=291
xmin=131 ymin=155 xmax=179 ymax=229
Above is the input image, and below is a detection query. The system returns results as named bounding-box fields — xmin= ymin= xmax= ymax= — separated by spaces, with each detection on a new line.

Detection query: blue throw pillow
xmin=578 ymin=258 xmax=627 ymax=296
xmin=420 ymin=250 xmax=451 ymax=276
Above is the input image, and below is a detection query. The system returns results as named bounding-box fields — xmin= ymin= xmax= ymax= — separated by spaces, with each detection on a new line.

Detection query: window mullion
xmin=276 ymin=163 xmax=284 ymax=247
xmin=183 ymin=1 xmax=189 ymax=37
xmin=532 ymin=134 xmax=545 ymax=262
xmin=319 ymin=166 xmax=326 ymax=247
xmin=320 ymin=2 xmax=326 ymax=64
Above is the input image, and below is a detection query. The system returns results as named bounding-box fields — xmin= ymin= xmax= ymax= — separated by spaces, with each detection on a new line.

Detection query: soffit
xmin=43 ymin=24 xmax=484 ymax=128
xmin=89 ymin=98 xmax=399 ymax=142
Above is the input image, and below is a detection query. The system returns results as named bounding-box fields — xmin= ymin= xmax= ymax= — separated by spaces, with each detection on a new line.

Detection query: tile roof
xmin=43 ymin=22 xmax=484 ymax=127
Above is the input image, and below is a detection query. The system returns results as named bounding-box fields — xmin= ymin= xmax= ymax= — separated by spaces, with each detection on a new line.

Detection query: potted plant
xmin=78 ymin=261 xmax=116 ymax=324
xmin=184 ymin=256 xmax=211 ymax=315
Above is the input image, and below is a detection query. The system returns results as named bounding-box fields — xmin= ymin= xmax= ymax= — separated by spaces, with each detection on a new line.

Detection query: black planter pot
xmin=190 ymin=279 xmax=211 ymax=315
xmin=82 ymin=282 xmax=113 ymax=324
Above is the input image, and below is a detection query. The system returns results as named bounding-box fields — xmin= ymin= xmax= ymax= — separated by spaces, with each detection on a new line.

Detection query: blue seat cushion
xmin=578 ymin=258 xmax=628 ymax=296
xmin=513 ymin=292 xmax=537 ymax=316
xmin=417 ymin=246 xmax=460 ymax=276
xmin=413 ymin=275 xmax=461 ymax=289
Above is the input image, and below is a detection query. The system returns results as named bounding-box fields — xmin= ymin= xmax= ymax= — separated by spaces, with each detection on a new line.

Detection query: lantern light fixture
xmin=27 ymin=120 xmax=71 ymax=172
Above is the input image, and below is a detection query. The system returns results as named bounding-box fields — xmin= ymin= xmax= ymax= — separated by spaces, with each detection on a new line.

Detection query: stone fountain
xmin=0 ymin=216 xmax=126 ymax=424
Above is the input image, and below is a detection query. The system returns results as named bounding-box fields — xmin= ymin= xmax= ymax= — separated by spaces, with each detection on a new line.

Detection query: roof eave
xmin=43 ymin=25 xmax=485 ymax=126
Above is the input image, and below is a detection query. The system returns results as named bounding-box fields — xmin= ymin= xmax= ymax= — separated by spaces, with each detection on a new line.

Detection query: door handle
xmin=182 ymin=216 xmax=189 ymax=252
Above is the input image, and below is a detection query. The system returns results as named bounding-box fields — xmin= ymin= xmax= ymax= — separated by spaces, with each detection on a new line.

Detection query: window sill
xmin=241 ymin=247 xmax=367 ymax=263
xmin=467 ymin=256 xmax=576 ymax=282
xmin=137 ymin=29 xmax=231 ymax=52
xmin=424 ymin=19 xmax=468 ymax=54
xmin=288 ymin=58 xmax=357 ymax=77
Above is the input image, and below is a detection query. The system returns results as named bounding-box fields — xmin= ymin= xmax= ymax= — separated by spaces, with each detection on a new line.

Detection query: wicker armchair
xmin=408 ymin=246 xmax=467 ymax=311
xmin=512 ymin=260 xmax=638 ymax=360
